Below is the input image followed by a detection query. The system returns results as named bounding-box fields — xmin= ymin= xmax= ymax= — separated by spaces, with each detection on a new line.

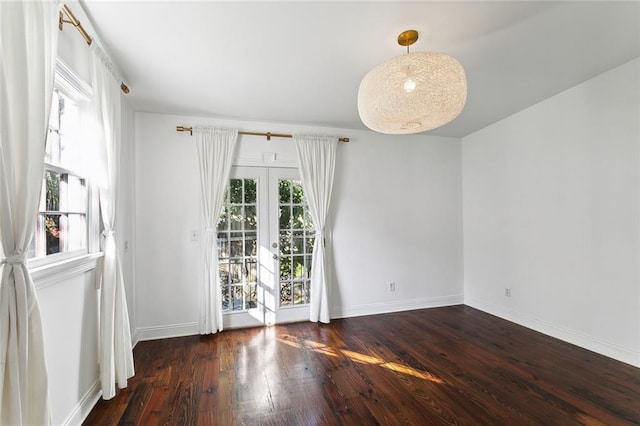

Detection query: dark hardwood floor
xmin=83 ymin=305 xmax=640 ymax=425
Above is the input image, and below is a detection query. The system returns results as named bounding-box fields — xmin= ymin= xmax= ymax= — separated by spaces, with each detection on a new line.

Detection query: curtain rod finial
xmin=177 ymin=126 xmax=193 ymax=136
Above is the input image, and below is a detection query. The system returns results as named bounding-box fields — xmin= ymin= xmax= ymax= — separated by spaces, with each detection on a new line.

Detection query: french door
xmin=217 ymin=167 xmax=314 ymax=328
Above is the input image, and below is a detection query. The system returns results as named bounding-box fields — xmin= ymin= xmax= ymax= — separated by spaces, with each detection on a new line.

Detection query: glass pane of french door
xmin=277 ymin=178 xmax=314 ymax=307
xmin=217 ymin=177 xmax=259 ymax=312
xmin=218 ymin=167 xmax=314 ymax=328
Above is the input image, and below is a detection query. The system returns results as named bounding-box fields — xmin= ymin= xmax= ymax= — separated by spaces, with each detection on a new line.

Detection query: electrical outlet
xmin=505 ymin=287 xmax=511 ymax=297
xmin=389 ymin=281 xmax=396 ymax=292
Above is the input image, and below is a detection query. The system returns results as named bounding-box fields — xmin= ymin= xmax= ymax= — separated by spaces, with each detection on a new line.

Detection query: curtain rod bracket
xmin=59 ymin=5 xmax=92 ymax=46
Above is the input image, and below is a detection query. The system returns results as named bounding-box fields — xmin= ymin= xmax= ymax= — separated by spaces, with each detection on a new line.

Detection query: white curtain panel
xmin=293 ymin=134 xmax=338 ymax=323
xmin=196 ymin=127 xmax=238 ymax=334
xmin=0 ymin=1 xmax=59 ymax=424
xmin=90 ymin=44 xmax=135 ymax=400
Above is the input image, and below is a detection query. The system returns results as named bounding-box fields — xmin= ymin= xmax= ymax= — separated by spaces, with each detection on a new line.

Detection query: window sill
xmin=30 ymin=252 xmax=104 ymax=290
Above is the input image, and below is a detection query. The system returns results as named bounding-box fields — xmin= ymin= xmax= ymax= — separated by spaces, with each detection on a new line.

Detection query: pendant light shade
xmin=358 ymin=31 xmax=467 ymax=134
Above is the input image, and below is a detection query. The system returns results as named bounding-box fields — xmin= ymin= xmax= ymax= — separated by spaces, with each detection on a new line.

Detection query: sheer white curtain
xmin=90 ymin=44 xmax=135 ymax=400
xmin=293 ymin=134 xmax=338 ymax=323
xmin=196 ymin=127 xmax=238 ymax=334
xmin=0 ymin=1 xmax=58 ymax=423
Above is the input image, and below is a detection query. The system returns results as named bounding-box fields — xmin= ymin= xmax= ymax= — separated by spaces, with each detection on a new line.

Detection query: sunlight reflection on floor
xmin=276 ymin=336 xmax=445 ymax=384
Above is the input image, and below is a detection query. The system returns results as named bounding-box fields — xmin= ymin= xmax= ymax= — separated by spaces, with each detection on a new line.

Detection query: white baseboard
xmin=332 ymin=295 xmax=464 ymax=319
xmin=135 ymin=322 xmax=200 ymax=343
xmin=133 ymin=297 xmax=465 ymax=342
xmin=62 ymin=379 xmax=101 ymax=426
xmin=465 ymin=296 xmax=640 ymax=368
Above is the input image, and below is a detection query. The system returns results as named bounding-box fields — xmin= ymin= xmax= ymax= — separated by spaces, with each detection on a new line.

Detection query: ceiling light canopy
xmin=358 ymin=30 xmax=467 ymax=135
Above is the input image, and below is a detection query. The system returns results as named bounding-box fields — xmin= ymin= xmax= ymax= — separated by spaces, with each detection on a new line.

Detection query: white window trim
xmin=55 ymin=58 xmax=92 ymax=102
xmin=31 ymin=252 xmax=103 ymax=290
xmin=28 ymin=58 xmax=101 ymax=287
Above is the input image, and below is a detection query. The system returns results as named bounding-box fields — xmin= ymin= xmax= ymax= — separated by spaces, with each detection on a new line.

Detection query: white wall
xmin=33 ymin=3 xmax=138 ymax=421
xmin=37 ymin=267 xmax=100 ymax=425
xmin=133 ymin=112 xmax=463 ymax=339
xmin=330 ymin=124 xmax=463 ymax=318
xmin=462 ymin=58 xmax=640 ymax=367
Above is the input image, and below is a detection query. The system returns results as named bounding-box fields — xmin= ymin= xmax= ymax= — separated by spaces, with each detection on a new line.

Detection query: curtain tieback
xmin=314 ymin=229 xmax=327 ymax=247
xmin=0 ymin=252 xmax=27 ymax=265
xmin=205 ymin=226 xmax=216 ymax=233
xmin=100 ymin=230 xmax=115 ymax=251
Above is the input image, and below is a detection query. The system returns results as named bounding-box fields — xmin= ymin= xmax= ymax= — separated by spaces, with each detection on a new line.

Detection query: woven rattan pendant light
xmin=358 ymin=30 xmax=467 ymax=134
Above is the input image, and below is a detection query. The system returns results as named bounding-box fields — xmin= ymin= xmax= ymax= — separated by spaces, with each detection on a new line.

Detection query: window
xmin=278 ymin=179 xmax=314 ymax=306
xmin=217 ymin=178 xmax=259 ymax=312
xmin=28 ymin=64 xmax=95 ymax=263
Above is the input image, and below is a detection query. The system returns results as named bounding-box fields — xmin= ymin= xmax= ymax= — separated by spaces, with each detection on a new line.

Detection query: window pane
xmin=230 ymin=261 xmax=242 ymax=283
xmin=292 ymin=206 xmax=304 ymax=229
xmin=291 ymin=181 xmax=304 ymax=204
xmin=280 ymin=256 xmax=292 ymax=281
xmin=280 ymin=282 xmax=292 ymax=306
xmin=45 ymin=130 xmax=60 ymax=165
xmin=280 ymin=233 xmax=291 ymax=255
xmin=306 ymin=237 xmax=315 ymax=255
xmin=217 ymin=233 xmax=229 ymax=259
xmin=229 ymin=179 xmax=243 ymax=203
xmin=293 ymin=256 xmax=305 ymax=279
xmin=44 ymin=171 xmax=60 ymax=211
xmin=279 ymin=179 xmax=291 ymax=204
xmin=246 ymin=260 xmax=257 ymax=282
xmin=304 ymin=282 xmax=310 ymax=304
xmin=66 ymin=175 xmax=87 ymax=212
xmin=279 ymin=206 xmax=291 ymax=230
xmin=245 ymin=206 xmax=257 ymax=230
xmin=245 ymin=283 xmax=257 ymax=309
xmin=305 ymin=255 xmax=313 ymax=278
xmin=58 ymin=97 xmax=81 ymax=170
xmin=221 ymin=285 xmax=230 ymax=311
xmin=219 ymin=262 xmax=230 ymax=285
xmin=217 ymin=207 xmax=228 ymax=231
xmin=292 ymin=235 xmax=304 ymax=254
xmin=293 ymin=283 xmax=304 ymax=305
xmin=66 ymin=214 xmax=86 ymax=251
xmin=244 ymin=179 xmax=256 ymax=204
xmin=231 ymin=285 xmax=243 ymax=310
xmin=45 ymin=214 xmax=61 ymax=255
xmin=48 ymin=90 xmax=60 ymax=132
xmin=304 ymin=208 xmax=314 ymax=230
xmin=229 ymin=206 xmax=242 ymax=230
xmin=230 ymin=238 xmax=243 ymax=258
xmin=244 ymin=233 xmax=257 ymax=257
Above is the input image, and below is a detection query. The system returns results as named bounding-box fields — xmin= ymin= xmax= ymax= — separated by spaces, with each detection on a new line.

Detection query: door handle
xmin=272 ymin=253 xmax=279 ymax=260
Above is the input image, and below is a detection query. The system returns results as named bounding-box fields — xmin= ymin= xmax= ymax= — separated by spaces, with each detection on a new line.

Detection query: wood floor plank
xmin=83 ymin=306 xmax=640 ymax=425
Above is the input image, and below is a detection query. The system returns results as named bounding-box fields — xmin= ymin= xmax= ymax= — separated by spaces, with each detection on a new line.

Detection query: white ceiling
xmin=80 ymin=1 xmax=640 ymax=138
